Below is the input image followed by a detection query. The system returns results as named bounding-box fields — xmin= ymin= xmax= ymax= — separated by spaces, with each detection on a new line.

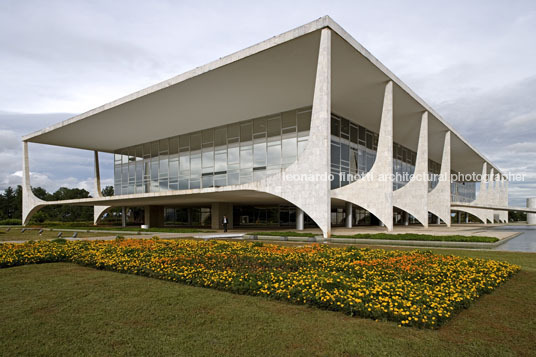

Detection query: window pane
xmin=240 ymin=148 xmax=252 ymax=168
xmin=240 ymin=123 xmax=252 ymax=142
xmin=215 ymin=127 xmax=226 ymax=147
xmin=214 ymin=174 xmax=226 ymax=187
xmin=159 ymin=155 xmax=168 ymax=177
xmin=267 ymin=117 xmax=281 ymax=137
xmin=297 ymin=110 xmax=311 ymax=133
xmin=282 ymin=111 xmax=296 ymax=129
xmin=190 ymin=154 xmax=201 ymax=176
xmin=179 ymin=135 xmax=189 ymax=149
xmin=254 ymin=141 xmax=266 ymax=167
xmin=341 ymin=142 xmax=349 ymax=163
xmin=254 ymin=117 xmax=266 ymax=134
xmin=341 ymin=118 xmax=349 ymax=136
xmin=215 ymin=151 xmax=227 ymax=172
xmin=350 ymin=125 xmax=358 ymax=144
xmin=151 ymin=159 xmax=158 ymax=181
xmin=190 ymin=134 xmax=201 ymax=150
xmin=228 ymin=146 xmax=239 ymax=164
xmin=331 ymin=116 xmax=340 ymax=137
xmin=179 ymin=153 xmax=190 ymax=172
xmin=202 ymin=129 xmax=213 ymax=144
xmin=159 ymin=139 xmax=169 ymax=153
xmin=227 ymin=171 xmax=239 ymax=185
xmin=267 ymin=144 xmax=281 ymax=166
xmin=202 ymin=174 xmax=213 ymax=188
xmin=189 ymin=180 xmax=200 ymax=189
xmin=169 ymin=137 xmax=178 ymax=155
xmin=331 ymin=142 xmax=340 ymax=166
xmin=202 ymin=149 xmax=214 ymax=168
xmin=228 ymin=123 xmax=240 ymax=139
xmin=169 ymin=158 xmax=178 ymax=180
xmin=282 ymin=136 xmax=297 ymax=164
xmin=366 ymin=132 xmax=373 ymax=149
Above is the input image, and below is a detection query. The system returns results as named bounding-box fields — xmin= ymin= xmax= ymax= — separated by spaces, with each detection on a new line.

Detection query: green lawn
xmin=0 ymin=229 xmax=112 ymax=241
xmin=2 ymin=224 xmax=214 ymax=234
xmin=0 ymin=248 xmax=534 ymax=356
xmin=332 ymin=233 xmax=499 ymax=243
xmin=247 ymin=231 xmax=499 ymax=242
xmin=247 ymin=231 xmax=316 ymax=237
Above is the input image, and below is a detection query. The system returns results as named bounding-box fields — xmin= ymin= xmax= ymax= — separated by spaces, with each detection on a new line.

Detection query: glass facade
xmin=164 ymin=207 xmax=211 ymax=227
xmin=330 ymin=113 xmax=420 ymax=190
xmin=233 ymin=205 xmax=314 ymax=227
xmin=114 ymin=107 xmax=476 ymax=210
xmin=114 ymin=108 xmax=311 ymax=195
xmin=428 ymin=160 xmax=441 ymax=191
xmin=330 ymin=114 xmax=379 ymax=190
xmin=451 ymin=181 xmax=476 ymax=203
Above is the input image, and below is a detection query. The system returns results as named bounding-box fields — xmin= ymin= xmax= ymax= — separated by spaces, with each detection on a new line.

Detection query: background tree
xmin=101 ymin=186 xmax=114 ymax=197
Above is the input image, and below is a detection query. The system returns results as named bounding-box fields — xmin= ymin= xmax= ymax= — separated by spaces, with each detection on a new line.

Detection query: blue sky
xmin=0 ymin=0 xmax=535 ymax=206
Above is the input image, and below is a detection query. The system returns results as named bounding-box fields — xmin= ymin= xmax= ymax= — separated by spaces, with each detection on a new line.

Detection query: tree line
xmin=0 ymin=185 xmax=115 ymax=223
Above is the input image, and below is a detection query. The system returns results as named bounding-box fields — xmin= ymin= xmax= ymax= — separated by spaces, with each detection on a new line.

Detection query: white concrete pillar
xmin=94 ymin=151 xmax=103 ymax=197
xmin=427 ymin=131 xmax=451 ymax=227
xmin=331 ymin=81 xmax=394 ymax=231
xmin=22 ymin=142 xmax=45 ymax=225
xmin=121 ymin=207 xmax=126 ymax=227
xmin=92 ymin=151 xmax=111 ymax=225
xmin=436 ymin=216 xmax=441 ymax=225
xmin=296 ymin=207 xmax=304 ymax=230
xmin=144 ymin=206 xmax=151 ymax=228
xmin=404 ymin=212 xmax=409 ymax=226
xmin=244 ymin=27 xmax=332 ymax=238
xmin=345 ymin=202 xmax=353 ymax=228
xmin=393 ymin=111 xmax=429 ymax=227
xmin=94 ymin=206 xmax=110 ymax=225
xmin=528 ymin=198 xmax=536 ymax=225
xmin=465 ymin=213 xmax=469 ymax=223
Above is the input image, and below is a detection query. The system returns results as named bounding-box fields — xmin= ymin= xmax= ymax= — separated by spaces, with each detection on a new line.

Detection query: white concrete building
xmin=22 ymin=16 xmax=520 ymax=237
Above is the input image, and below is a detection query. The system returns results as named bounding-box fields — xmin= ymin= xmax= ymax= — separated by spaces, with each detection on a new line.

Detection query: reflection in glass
xmin=114 ymin=108 xmax=311 ymax=195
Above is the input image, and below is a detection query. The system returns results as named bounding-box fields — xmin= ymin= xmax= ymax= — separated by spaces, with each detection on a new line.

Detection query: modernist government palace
xmin=22 ymin=16 xmax=529 ymax=237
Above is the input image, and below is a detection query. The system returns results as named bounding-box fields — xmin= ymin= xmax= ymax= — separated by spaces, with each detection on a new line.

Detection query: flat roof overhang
xmin=37 ymin=189 xmax=296 ymax=208
xmin=23 ymin=16 xmax=502 ymax=177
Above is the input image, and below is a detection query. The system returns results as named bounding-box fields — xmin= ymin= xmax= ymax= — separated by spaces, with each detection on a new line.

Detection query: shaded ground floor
xmin=103 ymin=202 xmax=490 ymax=231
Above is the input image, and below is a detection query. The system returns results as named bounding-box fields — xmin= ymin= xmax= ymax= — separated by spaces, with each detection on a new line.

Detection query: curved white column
xmin=393 ymin=111 xmax=429 ymax=227
xmin=22 ymin=142 xmax=46 ymax=225
xmin=455 ymin=162 xmax=493 ymax=224
xmin=427 ymin=131 xmax=451 ymax=226
xmin=94 ymin=206 xmax=112 ymax=225
xmin=236 ymin=27 xmax=332 ymax=237
xmin=331 ymin=81 xmax=394 ymax=231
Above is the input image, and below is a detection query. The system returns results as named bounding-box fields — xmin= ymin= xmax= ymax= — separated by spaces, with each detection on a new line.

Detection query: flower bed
xmin=0 ymin=239 xmax=519 ymax=328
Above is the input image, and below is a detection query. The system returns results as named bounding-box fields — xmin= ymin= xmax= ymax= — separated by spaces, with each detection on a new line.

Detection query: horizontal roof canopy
xmin=24 ymin=16 xmax=501 ymax=176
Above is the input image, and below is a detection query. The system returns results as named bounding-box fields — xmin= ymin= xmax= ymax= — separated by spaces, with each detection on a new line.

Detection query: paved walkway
xmin=0 ymin=223 xmax=522 ymax=245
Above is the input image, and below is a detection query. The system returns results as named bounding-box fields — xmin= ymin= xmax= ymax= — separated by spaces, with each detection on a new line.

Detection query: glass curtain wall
xmin=114 ymin=108 xmax=311 ymax=195
xmin=330 ymin=114 xmax=421 ymax=190
xmin=330 ymin=114 xmax=378 ymax=190
xmin=428 ymin=160 xmax=441 ymax=191
xmin=451 ymin=181 xmax=476 ymax=202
